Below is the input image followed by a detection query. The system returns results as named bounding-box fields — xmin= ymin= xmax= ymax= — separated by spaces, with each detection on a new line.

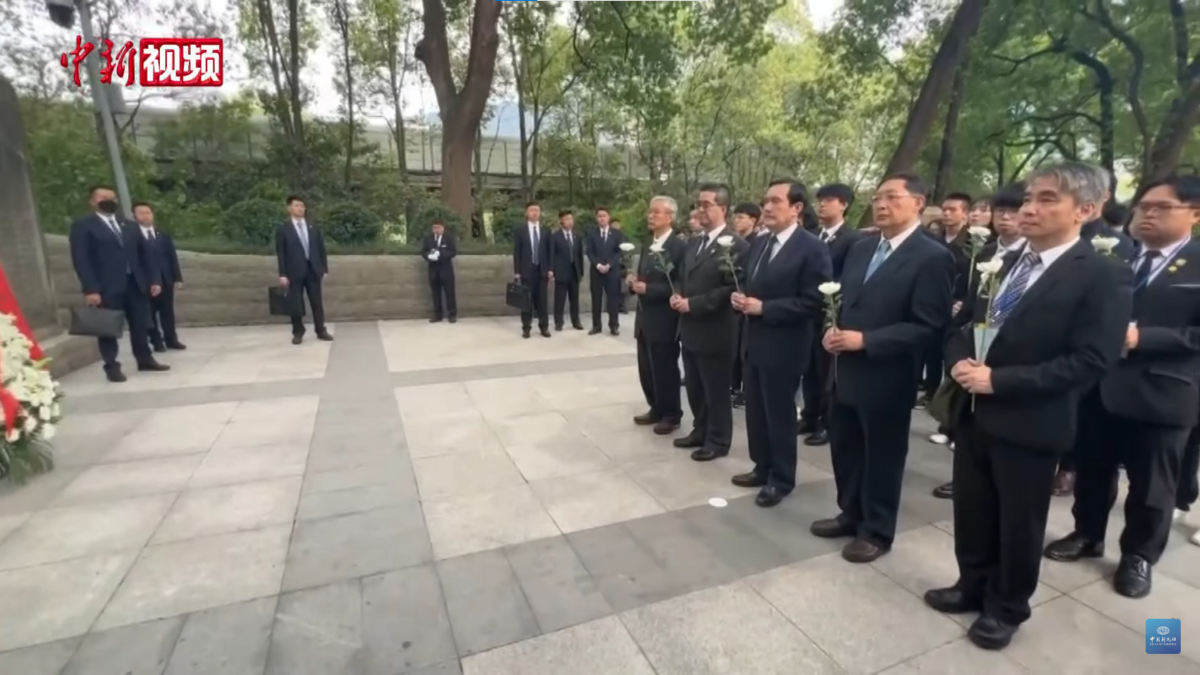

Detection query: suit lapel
xmin=862 ymin=234 xmax=920 ymax=290
xmin=843 ymin=238 xmax=872 ymax=307
xmin=998 ymin=240 xmax=1090 ymax=331
xmin=1146 ymin=238 xmax=1196 ymax=292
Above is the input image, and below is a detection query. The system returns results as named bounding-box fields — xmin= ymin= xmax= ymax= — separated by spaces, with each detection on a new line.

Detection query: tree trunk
xmin=933 ymin=61 xmax=968 ymax=202
xmin=507 ymin=27 xmax=532 ymax=201
xmin=879 ymin=0 xmax=986 ymax=178
xmin=286 ymin=0 xmax=304 ymax=144
xmin=415 ymin=0 xmax=502 ymax=225
xmin=1066 ymin=50 xmax=1115 ymax=177
xmin=1138 ymin=82 xmax=1200 ymax=196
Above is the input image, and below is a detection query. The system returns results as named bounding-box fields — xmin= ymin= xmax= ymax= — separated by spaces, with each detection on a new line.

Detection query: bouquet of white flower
xmin=969 ymin=258 xmax=1007 ymax=411
xmin=1091 ymin=236 xmax=1120 ymax=257
xmin=0 ymin=313 xmax=61 ymax=484
xmin=648 ymin=242 xmax=677 ymax=295
xmin=715 ymin=235 xmax=742 ymax=293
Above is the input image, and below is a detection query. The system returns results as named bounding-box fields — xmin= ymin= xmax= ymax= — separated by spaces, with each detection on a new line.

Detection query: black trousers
xmin=745 ymin=359 xmax=802 ymax=492
xmin=921 ymin=339 xmax=943 ymax=394
xmin=1073 ymin=411 xmax=1188 ymax=564
xmin=731 ymin=319 xmax=745 ymax=393
xmin=682 ymin=347 xmax=733 ymax=452
xmin=800 ymin=325 xmax=831 ymax=429
xmin=520 ymin=267 xmax=549 ymax=331
xmin=637 ymin=337 xmax=681 ymax=420
xmin=1178 ymin=424 xmax=1200 ymax=511
xmin=829 ymin=401 xmax=912 ymax=546
xmin=148 ymin=282 xmax=178 ymax=347
xmin=589 ymin=268 xmax=620 ymax=329
xmin=1061 ymin=388 xmax=1104 ymax=474
xmin=429 ymin=269 xmax=457 ymax=319
xmin=290 ymin=268 xmax=327 ymax=336
xmin=554 ymin=277 xmax=581 ymax=328
xmin=953 ymin=418 xmax=1058 ymax=626
xmin=99 ymin=274 xmax=153 ymax=369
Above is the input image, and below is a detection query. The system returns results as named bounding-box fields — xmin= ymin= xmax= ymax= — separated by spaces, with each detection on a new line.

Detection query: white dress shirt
xmin=879 ymin=221 xmax=922 ymax=257
xmin=770 ymin=223 xmax=799 ymax=261
xmin=997 ymin=237 xmax=1026 ymax=254
xmin=819 ymin=223 xmax=843 ymax=242
xmin=1134 ymin=236 xmax=1191 ymax=285
xmin=701 ymin=224 xmax=727 ymax=250
xmin=996 ymin=237 xmax=1079 ymax=298
xmin=140 ymin=225 xmax=156 ymax=240
xmin=652 ymin=230 xmax=672 ymax=247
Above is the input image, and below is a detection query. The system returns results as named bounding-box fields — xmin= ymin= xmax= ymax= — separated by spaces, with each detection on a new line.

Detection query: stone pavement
xmin=0 ymin=318 xmax=1198 ymax=675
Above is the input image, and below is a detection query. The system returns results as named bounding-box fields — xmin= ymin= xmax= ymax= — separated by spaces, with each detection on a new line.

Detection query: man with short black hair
xmin=549 ymin=210 xmax=584 ymax=331
xmin=586 ymin=207 xmax=625 ymax=335
xmin=276 ymin=195 xmax=332 ymax=345
xmin=814 ymin=172 xmax=955 ymax=563
xmin=420 ymin=218 xmax=457 ymax=323
xmin=918 ymin=191 xmax=973 ymax=409
xmin=512 ymin=201 xmax=551 ymax=338
xmin=800 ymin=183 xmax=861 ymax=446
xmin=1045 ymin=174 xmax=1200 ymax=599
xmin=69 ymin=186 xmax=168 ymax=382
xmin=133 ymin=201 xmax=186 ymax=352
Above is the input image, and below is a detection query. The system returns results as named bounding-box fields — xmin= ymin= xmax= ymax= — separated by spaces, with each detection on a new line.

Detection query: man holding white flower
xmin=420 ymin=219 xmax=457 ymax=323
xmin=925 ymin=162 xmax=1130 ymax=651
xmin=631 ymin=196 xmax=688 ymax=434
xmin=672 ymin=183 xmax=748 ymax=462
xmin=1045 ymin=174 xmax=1200 ymax=599
xmin=813 ymin=173 xmax=954 ymax=564
xmin=730 ymin=179 xmax=831 ymax=507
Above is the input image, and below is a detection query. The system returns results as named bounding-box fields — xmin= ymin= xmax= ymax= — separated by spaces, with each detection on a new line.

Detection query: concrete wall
xmin=44 ymin=235 xmax=625 ymax=327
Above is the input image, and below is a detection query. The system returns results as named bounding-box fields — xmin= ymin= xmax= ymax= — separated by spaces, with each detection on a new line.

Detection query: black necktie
xmin=1133 ymin=250 xmax=1161 ymax=290
xmin=698 ymin=233 xmax=709 ymax=253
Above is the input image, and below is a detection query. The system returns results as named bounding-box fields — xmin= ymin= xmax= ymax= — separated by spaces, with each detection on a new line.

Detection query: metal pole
xmin=76 ymin=0 xmax=133 ymax=219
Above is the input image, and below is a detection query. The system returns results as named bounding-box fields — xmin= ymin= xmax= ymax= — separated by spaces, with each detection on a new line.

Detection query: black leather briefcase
xmin=505 ymin=281 xmax=531 ymax=312
xmin=68 ymin=306 xmax=126 ymax=339
xmin=268 ymin=286 xmax=306 ymax=317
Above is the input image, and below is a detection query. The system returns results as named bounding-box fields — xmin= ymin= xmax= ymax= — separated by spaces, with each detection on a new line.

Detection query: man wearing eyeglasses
xmin=1045 ymin=174 xmax=1200 ymax=599
xmin=812 ymin=173 xmax=954 ymax=564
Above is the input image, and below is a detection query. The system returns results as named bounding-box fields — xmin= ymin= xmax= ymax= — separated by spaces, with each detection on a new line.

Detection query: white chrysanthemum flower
xmin=618 ymin=242 xmax=637 ymax=252
xmin=976 ymin=259 xmax=1005 ymax=275
xmin=1092 ymin=237 xmax=1119 ymax=254
xmin=968 ymin=226 xmax=992 ymax=240
xmin=818 ymin=282 xmax=842 ymax=296
xmin=649 ymin=242 xmax=665 ymax=253
xmin=22 ymin=416 xmax=37 ymax=434
xmin=4 ymin=427 xmax=18 ymax=443
xmin=40 ymin=424 xmax=56 ymax=441
xmin=716 ymin=235 xmax=734 ymax=248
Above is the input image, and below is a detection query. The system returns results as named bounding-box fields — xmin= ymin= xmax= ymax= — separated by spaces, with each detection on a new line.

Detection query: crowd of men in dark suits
xmin=537 ymin=163 xmax=1199 ymax=654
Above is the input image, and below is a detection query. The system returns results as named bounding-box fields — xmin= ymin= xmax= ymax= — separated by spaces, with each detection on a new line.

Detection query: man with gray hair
xmin=924 ymin=161 xmax=1131 ymax=650
xmin=630 ymin=196 xmax=688 ymax=433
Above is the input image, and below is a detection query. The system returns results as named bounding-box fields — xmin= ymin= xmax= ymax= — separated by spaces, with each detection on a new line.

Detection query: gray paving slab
xmin=164 ymin=597 xmax=276 ymax=675
xmin=504 ymin=536 xmax=613 ymax=633
xmin=437 ymin=549 xmax=540 ymax=656
xmin=62 ymin=617 xmax=184 ymax=675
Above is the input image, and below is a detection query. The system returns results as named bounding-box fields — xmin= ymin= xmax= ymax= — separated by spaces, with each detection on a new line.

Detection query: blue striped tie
xmin=863 ymin=239 xmax=891 ymax=281
xmin=988 ymin=251 xmax=1041 ymax=325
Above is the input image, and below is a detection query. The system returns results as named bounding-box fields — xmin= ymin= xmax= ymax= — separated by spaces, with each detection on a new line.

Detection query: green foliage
xmin=219 ymin=198 xmax=283 ymax=245
xmin=320 ymin=201 xmax=383 ymax=245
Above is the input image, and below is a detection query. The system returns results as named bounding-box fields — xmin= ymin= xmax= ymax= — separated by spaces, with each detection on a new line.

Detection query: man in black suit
xmin=812 ymin=173 xmax=954 ymax=563
xmin=512 ymin=202 xmax=551 ymax=338
xmin=730 ymin=202 xmax=763 ymax=409
xmin=132 ymin=202 xmax=186 ymax=353
xmin=1044 ymin=174 xmax=1200 ymax=598
xmin=923 ymin=162 xmax=1131 ymax=651
xmin=800 ymin=183 xmax=862 ymax=446
xmin=731 ymin=179 xmax=831 ymax=507
xmin=275 ymin=195 xmax=332 ymax=345
xmin=549 ymin=210 xmax=584 ymax=331
xmin=917 ymin=192 xmax=974 ymax=409
xmin=420 ymin=219 xmax=457 ymax=323
xmin=69 ymin=186 xmax=169 ymax=382
xmin=585 ymin=207 xmax=625 ymax=336
xmin=672 ymin=182 xmax=749 ymax=462
xmin=630 ymin=196 xmax=688 ymax=435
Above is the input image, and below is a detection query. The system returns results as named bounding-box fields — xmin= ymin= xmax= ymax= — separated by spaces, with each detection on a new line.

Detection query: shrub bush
xmin=409 ymin=205 xmax=464 ymax=242
xmin=320 ymin=200 xmax=382 ymax=245
xmin=217 ymin=198 xmax=283 ymax=245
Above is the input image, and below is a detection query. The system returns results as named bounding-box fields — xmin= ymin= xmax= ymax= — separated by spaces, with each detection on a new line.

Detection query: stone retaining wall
xmin=44 ymin=235 xmax=626 ymax=327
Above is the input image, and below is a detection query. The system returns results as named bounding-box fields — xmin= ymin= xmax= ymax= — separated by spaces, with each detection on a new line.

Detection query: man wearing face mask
xmin=68 ymin=186 xmax=169 ymax=383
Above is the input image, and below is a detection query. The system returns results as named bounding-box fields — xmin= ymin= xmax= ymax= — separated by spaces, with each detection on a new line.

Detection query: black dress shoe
xmin=540 ymin=328 xmax=552 ymax=338
xmin=797 ymin=420 xmax=816 ymax=436
xmin=633 ymin=411 xmax=659 ymax=426
xmin=673 ymin=434 xmax=704 ymax=449
xmin=449 ymin=317 xmax=457 ymax=324
xmin=572 ymin=323 xmax=584 ymax=330
xmin=610 ymin=327 xmax=619 ymax=336
xmin=755 ymin=485 xmax=787 ymax=507
xmin=803 ymin=430 xmax=829 ymax=446
xmin=588 ymin=327 xmax=602 ymax=335
xmin=1113 ymin=554 xmax=1152 ymax=598
xmin=105 ymin=368 xmax=127 ymax=383
xmin=924 ymin=587 xmax=982 ymax=614
xmin=316 ymin=332 xmax=334 ymax=341
xmin=810 ymin=518 xmax=856 ymax=539
xmin=652 ymin=419 xmax=680 ymax=435
xmin=166 ymin=342 xmax=187 ymax=350
xmin=292 ymin=335 xmax=303 ymax=345
xmin=152 ymin=344 xmax=167 ymax=353
xmin=932 ymin=482 xmax=954 ymax=499
xmin=731 ymin=391 xmax=745 ymax=408
xmin=690 ymin=447 xmax=729 ymax=462
xmin=842 ymin=538 xmax=889 ymax=563
xmin=967 ymin=615 xmax=1018 ymax=650
xmin=1043 ymin=532 xmax=1104 ymax=562
xmin=137 ymin=361 xmax=171 ymax=372
xmin=732 ymin=472 xmax=768 ymax=488
xmin=522 ymin=328 xmax=531 ymax=339
xmin=555 ymin=324 xmax=563 ymax=331
xmin=430 ymin=317 xmax=444 ymax=323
